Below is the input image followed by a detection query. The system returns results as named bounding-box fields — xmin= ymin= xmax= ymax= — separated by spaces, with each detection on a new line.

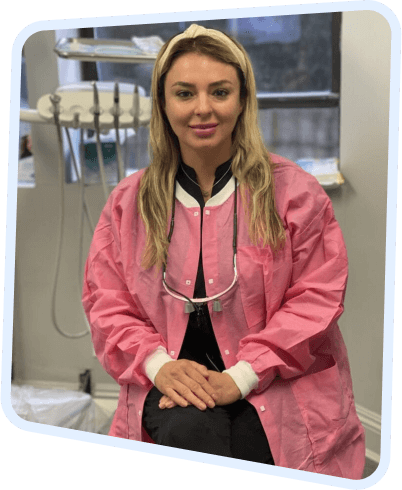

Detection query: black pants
xmin=142 ymin=386 xmax=275 ymax=465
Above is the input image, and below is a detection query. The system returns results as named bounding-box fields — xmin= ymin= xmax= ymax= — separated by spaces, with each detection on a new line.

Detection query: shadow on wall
xmin=362 ymin=458 xmax=379 ymax=479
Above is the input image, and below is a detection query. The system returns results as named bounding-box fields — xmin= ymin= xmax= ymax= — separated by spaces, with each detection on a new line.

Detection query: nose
xmin=194 ymin=93 xmax=212 ymax=116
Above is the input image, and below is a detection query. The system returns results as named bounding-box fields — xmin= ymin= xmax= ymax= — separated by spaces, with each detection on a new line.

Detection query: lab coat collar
xmin=176 ymin=176 xmax=236 ymax=208
xmin=176 ymin=157 xmax=233 ymax=208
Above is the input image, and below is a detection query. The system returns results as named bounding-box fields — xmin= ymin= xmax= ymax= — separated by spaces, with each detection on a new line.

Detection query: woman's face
xmin=163 ymin=52 xmax=243 ymax=160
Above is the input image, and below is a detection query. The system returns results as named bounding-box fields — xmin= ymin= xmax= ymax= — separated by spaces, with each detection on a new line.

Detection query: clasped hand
xmin=154 ymin=359 xmax=241 ymax=411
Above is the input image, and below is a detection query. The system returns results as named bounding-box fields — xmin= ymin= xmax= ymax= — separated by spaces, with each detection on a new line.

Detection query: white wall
xmin=13 ymin=10 xmax=391 ymax=460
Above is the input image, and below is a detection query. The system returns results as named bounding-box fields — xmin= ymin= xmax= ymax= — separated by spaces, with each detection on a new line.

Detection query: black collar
xmin=176 ymin=158 xmax=233 ymax=208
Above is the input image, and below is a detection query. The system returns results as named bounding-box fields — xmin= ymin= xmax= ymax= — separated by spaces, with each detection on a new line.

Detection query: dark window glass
xmin=94 ymin=14 xmax=335 ymax=95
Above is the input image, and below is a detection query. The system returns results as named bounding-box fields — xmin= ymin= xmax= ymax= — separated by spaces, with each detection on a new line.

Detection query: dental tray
xmin=54 ymin=38 xmax=158 ymax=64
xmin=36 ymin=82 xmax=151 ymax=130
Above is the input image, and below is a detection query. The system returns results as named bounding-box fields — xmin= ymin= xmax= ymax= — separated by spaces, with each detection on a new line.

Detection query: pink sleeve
xmin=237 ymin=175 xmax=348 ymax=393
xmin=82 ymin=200 xmax=167 ymax=388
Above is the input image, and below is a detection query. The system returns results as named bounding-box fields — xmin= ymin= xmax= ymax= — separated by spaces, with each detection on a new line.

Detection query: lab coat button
xmin=224 ymin=350 xmax=230 ymax=355
xmin=138 ymin=410 xmax=142 ymax=416
xmin=205 ymin=210 xmax=210 ymax=215
xmin=194 ymin=212 xmax=199 ymax=217
xmin=185 ymin=280 xmax=191 ymax=285
xmin=260 ymin=406 xmax=266 ymax=412
xmin=208 ymin=279 xmax=214 ymax=284
xmin=170 ymin=351 xmax=175 ymax=356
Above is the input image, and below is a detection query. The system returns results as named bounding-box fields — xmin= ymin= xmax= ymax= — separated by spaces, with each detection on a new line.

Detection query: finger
xmin=189 ymin=361 xmax=209 ymax=377
xmin=166 ymin=399 xmax=177 ymax=409
xmin=159 ymin=395 xmax=177 ymax=409
xmin=172 ymin=381 xmax=214 ymax=411
xmin=164 ymin=381 xmax=207 ymax=410
xmin=158 ymin=395 xmax=169 ymax=409
xmin=181 ymin=368 xmax=217 ymax=406
xmin=181 ymin=362 xmax=214 ymax=386
xmin=165 ymin=387 xmax=190 ymax=408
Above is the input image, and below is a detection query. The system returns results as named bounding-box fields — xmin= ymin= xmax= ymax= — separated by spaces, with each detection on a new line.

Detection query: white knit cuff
xmin=223 ymin=361 xmax=259 ymax=399
xmin=143 ymin=346 xmax=174 ymax=384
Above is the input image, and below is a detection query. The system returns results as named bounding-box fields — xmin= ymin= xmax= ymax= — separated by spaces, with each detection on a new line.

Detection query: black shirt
xmin=176 ymin=158 xmax=233 ymax=372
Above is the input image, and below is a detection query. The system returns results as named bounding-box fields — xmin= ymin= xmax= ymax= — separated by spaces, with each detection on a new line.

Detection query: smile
xmin=190 ymin=124 xmax=218 ymax=129
xmin=190 ymin=124 xmax=218 ymax=137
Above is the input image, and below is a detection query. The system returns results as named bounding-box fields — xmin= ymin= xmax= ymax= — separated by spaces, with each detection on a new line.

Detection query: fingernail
xmin=208 ymin=401 xmax=215 ymax=408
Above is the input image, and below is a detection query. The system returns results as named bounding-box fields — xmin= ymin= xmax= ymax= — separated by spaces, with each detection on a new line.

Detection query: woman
xmin=82 ymin=24 xmax=365 ymax=478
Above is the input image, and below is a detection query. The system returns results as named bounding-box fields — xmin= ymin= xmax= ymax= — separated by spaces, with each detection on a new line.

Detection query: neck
xmin=180 ymin=145 xmax=232 ymax=193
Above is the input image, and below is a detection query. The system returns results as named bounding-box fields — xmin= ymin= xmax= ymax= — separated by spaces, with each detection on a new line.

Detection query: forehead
xmin=165 ymin=52 xmax=239 ymax=85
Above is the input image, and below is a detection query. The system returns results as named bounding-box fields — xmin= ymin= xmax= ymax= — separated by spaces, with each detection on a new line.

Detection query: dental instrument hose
xmin=64 ymin=126 xmax=95 ymax=336
xmin=113 ymin=82 xmax=125 ymax=182
xmin=50 ymin=94 xmax=90 ymax=339
xmin=92 ymin=82 xmax=110 ymax=201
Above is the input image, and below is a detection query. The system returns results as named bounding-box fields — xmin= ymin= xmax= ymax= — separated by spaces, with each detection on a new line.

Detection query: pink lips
xmin=190 ymin=123 xmax=218 ymax=137
xmin=190 ymin=124 xmax=217 ymax=129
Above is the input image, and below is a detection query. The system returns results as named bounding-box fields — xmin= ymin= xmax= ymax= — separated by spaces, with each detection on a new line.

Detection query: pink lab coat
xmin=82 ymin=154 xmax=365 ymax=479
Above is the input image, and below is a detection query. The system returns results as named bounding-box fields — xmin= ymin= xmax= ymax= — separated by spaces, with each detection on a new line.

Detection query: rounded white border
xmin=5 ymin=0 xmax=402 ymax=490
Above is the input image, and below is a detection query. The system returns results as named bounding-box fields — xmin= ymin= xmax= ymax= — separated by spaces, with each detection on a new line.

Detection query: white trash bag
xmin=11 ymin=384 xmax=112 ymax=433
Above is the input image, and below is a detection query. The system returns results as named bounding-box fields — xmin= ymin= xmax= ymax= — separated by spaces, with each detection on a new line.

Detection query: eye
xmin=214 ymin=89 xmax=229 ymax=98
xmin=176 ymin=90 xmax=193 ymax=99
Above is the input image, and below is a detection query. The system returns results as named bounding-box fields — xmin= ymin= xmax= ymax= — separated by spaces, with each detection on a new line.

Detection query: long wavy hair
xmin=138 ymin=29 xmax=285 ymax=270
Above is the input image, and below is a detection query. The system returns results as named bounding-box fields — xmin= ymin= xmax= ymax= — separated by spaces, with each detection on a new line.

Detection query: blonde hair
xmin=138 ymin=25 xmax=285 ymax=269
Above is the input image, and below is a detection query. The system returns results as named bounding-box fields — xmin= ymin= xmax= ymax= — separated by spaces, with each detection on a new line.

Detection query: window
xmin=248 ymin=14 xmax=341 ymax=163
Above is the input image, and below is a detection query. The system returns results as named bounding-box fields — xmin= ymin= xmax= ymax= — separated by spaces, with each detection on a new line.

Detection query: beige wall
xmin=330 ymin=10 xmax=391 ymax=459
xmin=13 ymin=10 xmax=392 ymax=459
xmin=335 ymin=9 xmax=390 ymax=418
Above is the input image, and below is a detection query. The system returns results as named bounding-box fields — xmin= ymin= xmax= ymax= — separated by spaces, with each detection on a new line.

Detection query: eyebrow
xmin=171 ymin=79 xmax=234 ymax=88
